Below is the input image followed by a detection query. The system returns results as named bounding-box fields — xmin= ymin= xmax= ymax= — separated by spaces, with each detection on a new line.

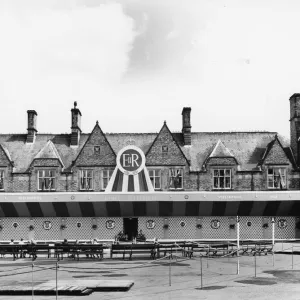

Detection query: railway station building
xmin=0 ymin=95 xmax=300 ymax=241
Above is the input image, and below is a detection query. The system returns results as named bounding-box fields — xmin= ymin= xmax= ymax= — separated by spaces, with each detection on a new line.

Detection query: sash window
xmin=149 ymin=169 xmax=161 ymax=190
xmin=169 ymin=168 xmax=183 ymax=189
xmin=80 ymin=170 xmax=93 ymax=190
xmin=102 ymin=169 xmax=113 ymax=190
xmin=213 ymin=169 xmax=231 ymax=189
xmin=38 ymin=170 xmax=55 ymax=191
xmin=267 ymin=168 xmax=286 ymax=189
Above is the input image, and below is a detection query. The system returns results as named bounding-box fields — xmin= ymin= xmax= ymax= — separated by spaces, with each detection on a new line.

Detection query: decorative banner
xmin=105 ymin=145 xmax=154 ymax=192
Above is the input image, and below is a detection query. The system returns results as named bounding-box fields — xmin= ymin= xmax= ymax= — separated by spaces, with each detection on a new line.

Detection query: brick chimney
xmin=26 ymin=110 xmax=37 ymax=144
xmin=182 ymin=107 xmax=191 ymax=146
xmin=70 ymin=101 xmax=82 ymax=147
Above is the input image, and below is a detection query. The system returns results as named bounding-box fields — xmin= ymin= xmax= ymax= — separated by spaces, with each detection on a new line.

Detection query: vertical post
xmin=31 ymin=263 xmax=34 ymax=300
xmin=254 ymin=251 xmax=257 ymax=277
xmin=200 ymin=255 xmax=203 ymax=289
xmin=292 ymin=245 xmax=294 ymax=269
xmin=207 ymin=245 xmax=209 ymax=268
xmin=169 ymin=257 xmax=171 ymax=286
xmin=56 ymin=262 xmax=58 ymax=300
xmin=236 ymin=216 xmax=240 ymax=275
xmin=272 ymin=217 xmax=275 ymax=267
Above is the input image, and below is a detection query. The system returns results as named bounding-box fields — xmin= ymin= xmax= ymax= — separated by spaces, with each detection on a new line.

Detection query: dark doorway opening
xmin=123 ymin=218 xmax=138 ymax=241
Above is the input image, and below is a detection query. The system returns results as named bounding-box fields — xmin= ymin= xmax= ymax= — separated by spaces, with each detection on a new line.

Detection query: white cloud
xmin=0 ymin=0 xmax=137 ymax=133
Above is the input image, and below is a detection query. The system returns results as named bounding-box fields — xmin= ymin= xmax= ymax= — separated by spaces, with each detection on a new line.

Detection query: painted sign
xmin=117 ymin=145 xmax=145 ymax=175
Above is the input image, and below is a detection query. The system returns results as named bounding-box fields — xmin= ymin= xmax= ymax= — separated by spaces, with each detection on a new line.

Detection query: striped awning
xmin=0 ymin=200 xmax=298 ymax=217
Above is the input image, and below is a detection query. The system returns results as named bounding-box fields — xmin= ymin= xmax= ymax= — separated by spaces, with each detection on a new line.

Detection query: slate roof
xmin=0 ymin=130 xmax=290 ymax=173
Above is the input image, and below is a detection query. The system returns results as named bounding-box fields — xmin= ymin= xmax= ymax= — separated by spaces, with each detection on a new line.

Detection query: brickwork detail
xmin=263 ymin=139 xmax=290 ymax=165
xmin=146 ymin=124 xmax=187 ymax=166
xmin=75 ymin=124 xmax=116 ymax=166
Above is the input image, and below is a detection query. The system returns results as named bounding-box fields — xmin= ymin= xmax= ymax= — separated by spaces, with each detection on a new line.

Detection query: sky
xmin=0 ymin=0 xmax=300 ymax=139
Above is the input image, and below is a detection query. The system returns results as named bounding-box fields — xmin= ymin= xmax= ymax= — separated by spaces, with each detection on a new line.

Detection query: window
xmin=149 ymin=169 xmax=161 ymax=190
xmin=102 ymin=169 xmax=113 ymax=190
xmin=169 ymin=168 xmax=183 ymax=189
xmin=80 ymin=170 xmax=93 ymax=190
xmin=0 ymin=170 xmax=4 ymax=190
xmin=213 ymin=169 xmax=231 ymax=189
xmin=162 ymin=146 xmax=168 ymax=154
xmin=38 ymin=170 xmax=56 ymax=191
xmin=267 ymin=167 xmax=286 ymax=189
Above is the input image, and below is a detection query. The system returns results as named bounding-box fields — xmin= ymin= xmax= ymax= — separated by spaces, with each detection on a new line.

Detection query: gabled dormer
xmin=146 ymin=121 xmax=189 ymax=166
xmin=260 ymin=135 xmax=291 ymax=166
xmin=0 ymin=144 xmax=13 ymax=168
xmin=204 ymin=140 xmax=238 ymax=168
xmin=31 ymin=140 xmax=64 ymax=169
xmin=73 ymin=121 xmax=116 ymax=167
xmin=260 ymin=135 xmax=293 ymax=190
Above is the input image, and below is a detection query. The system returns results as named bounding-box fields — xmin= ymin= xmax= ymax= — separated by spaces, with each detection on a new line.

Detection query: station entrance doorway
xmin=123 ymin=218 xmax=138 ymax=241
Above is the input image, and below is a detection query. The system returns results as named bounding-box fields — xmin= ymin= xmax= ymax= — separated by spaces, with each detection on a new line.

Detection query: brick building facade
xmin=0 ymin=95 xmax=300 ymax=241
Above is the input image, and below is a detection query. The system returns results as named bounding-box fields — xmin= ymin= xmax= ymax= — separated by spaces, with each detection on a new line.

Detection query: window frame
xmin=169 ymin=168 xmax=184 ymax=190
xmin=212 ymin=168 xmax=232 ymax=190
xmin=148 ymin=169 xmax=162 ymax=190
xmin=38 ymin=169 xmax=56 ymax=191
xmin=267 ymin=167 xmax=287 ymax=190
xmin=101 ymin=169 xmax=114 ymax=191
xmin=79 ymin=169 xmax=94 ymax=191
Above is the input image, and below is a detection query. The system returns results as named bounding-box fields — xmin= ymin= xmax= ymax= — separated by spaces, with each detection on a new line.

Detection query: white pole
xmin=237 ymin=216 xmax=240 ymax=275
xmin=169 ymin=257 xmax=171 ymax=286
xmin=200 ymin=255 xmax=203 ymax=289
xmin=292 ymin=245 xmax=294 ymax=269
xmin=272 ymin=218 xmax=275 ymax=267
xmin=56 ymin=262 xmax=58 ymax=300
xmin=31 ymin=263 xmax=34 ymax=300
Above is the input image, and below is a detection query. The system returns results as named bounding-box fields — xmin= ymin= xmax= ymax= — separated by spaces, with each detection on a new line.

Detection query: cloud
xmin=0 ymin=0 xmax=137 ymax=133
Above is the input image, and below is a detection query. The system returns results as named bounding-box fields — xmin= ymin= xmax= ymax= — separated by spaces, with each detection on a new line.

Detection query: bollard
xmin=56 ymin=262 xmax=58 ymax=300
xmin=292 ymin=245 xmax=294 ymax=270
xmin=31 ymin=263 xmax=34 ymax=300
xmin=200 ymin=255 xmax=203 ymax=289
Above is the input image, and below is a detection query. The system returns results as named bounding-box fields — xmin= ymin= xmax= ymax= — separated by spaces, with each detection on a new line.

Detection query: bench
xmin=111 ymin=243 xmax=157 ymax=260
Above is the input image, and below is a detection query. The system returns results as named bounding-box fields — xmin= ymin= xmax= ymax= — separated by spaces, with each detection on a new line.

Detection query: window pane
xmin=155 ymin=170 xmax=160 ymax=176
xmin=149 ymin=170 xmax=153 ymax=176
xmin=225 ymin=170 xmax=230 ymax=176
xmin=220 ymin=170 xmax=224 ymax=176
xmin=109 ymin=170 xmax=113 ymax=177
xmin=38 ymin=170 xmax=43 ymax=177
xmin=214 ymin=177 xmax=218 ymax=188
xmin=87 ymin=170 xmax=93 ymax=178
xmin=220 ymin=177 xmax=224 ymax=188
xmin=225 ymin=177 xmax=231 ymax=188
xmin=268 ymin=169 xmax=273 ymax=175
xmin=155 ymin=177 xmax=160 ymax=189
xmin=214 ymin=170 xmax=219 ymax=176
xmin=103 ymin=178 xmax=108 ymax=189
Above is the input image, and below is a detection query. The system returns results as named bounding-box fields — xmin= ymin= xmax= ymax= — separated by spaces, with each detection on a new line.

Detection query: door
xmin=123 ymin=218 xmax=138 ymax=241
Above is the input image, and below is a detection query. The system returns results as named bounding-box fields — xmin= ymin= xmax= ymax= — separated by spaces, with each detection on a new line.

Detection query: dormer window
xmin=162 ymin=146 xmax=168 ymax=154
xmin=38 ymin=170 xmax=56 ymax=191
xmin=80 ymin=170 xmax=93 ymax=191
xmin=0 ymin=170 xmax=4 ymax=190
xmin=213 ymin=169 xmax=231 ymax=190
xmin=267 ymin=167 xmax=286 ymax=189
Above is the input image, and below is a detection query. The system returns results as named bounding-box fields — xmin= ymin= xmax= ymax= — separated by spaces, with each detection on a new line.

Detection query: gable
xmin=263 ymin=138 xmax=291 ymax=165
xmin=32 ymin=140 xmax=64 ymax=169
xmin=74 ymin=123 xmax=116 ymax=166
xmin=146 ymin=123 xmax=188 ymax=166
xmin=0 ymin=144 xmax=12 ymax=167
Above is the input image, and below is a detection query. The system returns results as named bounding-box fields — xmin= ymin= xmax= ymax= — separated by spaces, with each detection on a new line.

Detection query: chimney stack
xmin=290 ymin=94 xmax=300 ymax=165
xmin=70 ymin=101 xmax=82 ymax=147
xmin=26 ymin=110 xmax=37 ymax=144
xmin=182 ymin=107 xmax=191 ymax=146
